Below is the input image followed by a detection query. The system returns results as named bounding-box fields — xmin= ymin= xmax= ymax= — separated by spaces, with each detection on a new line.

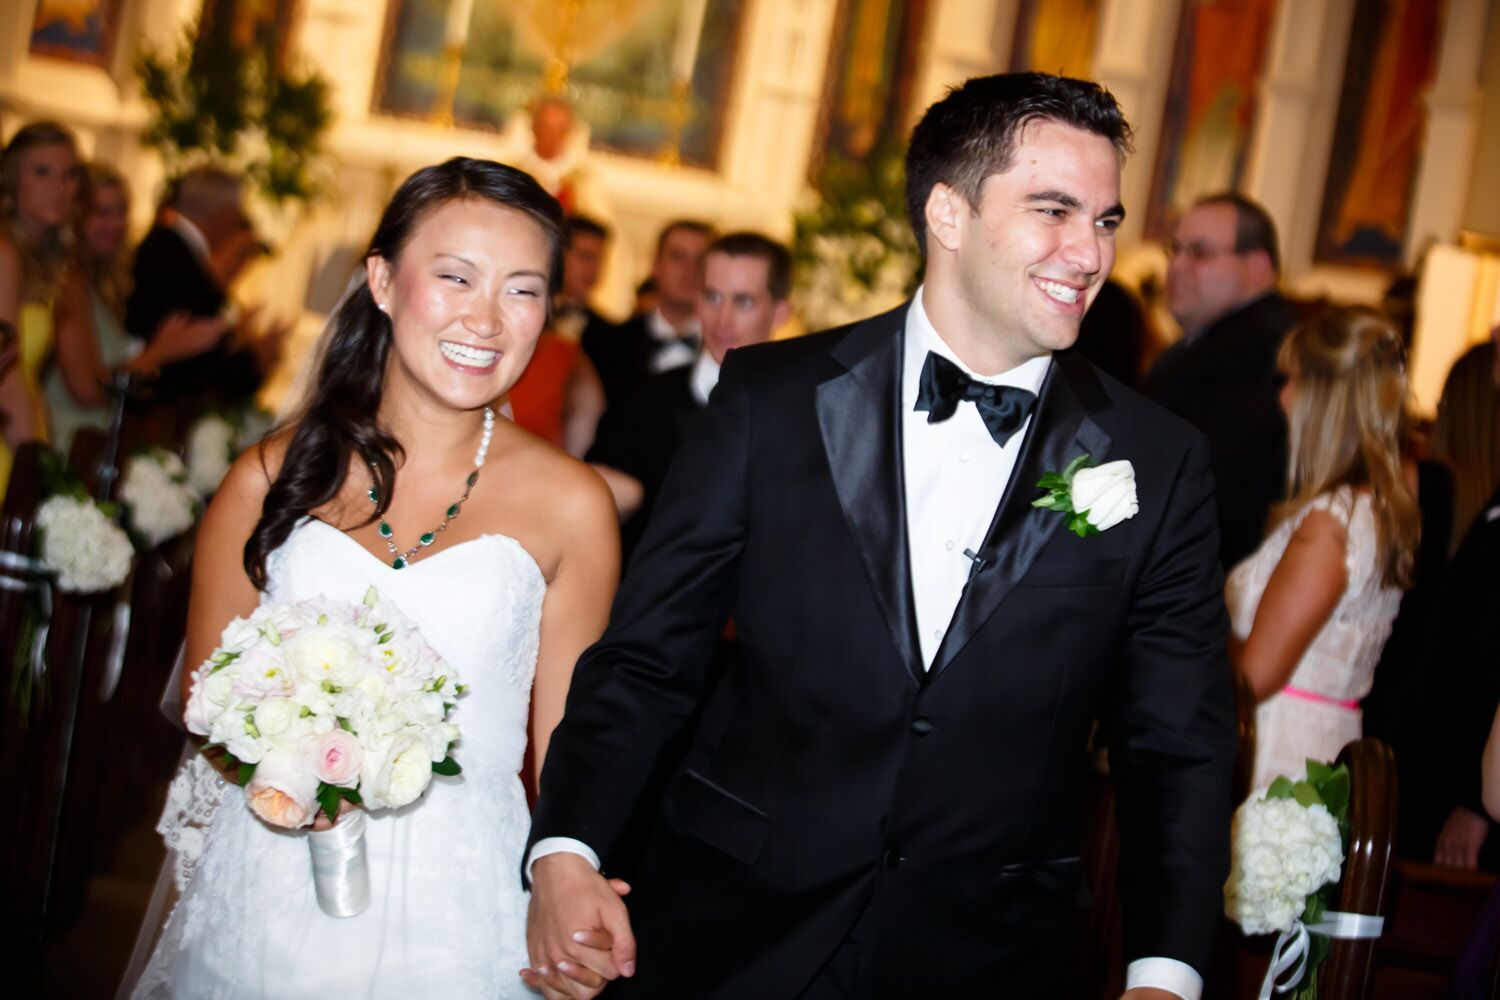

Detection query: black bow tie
xmin=915 ymin=351 xmax=1037 ymax=447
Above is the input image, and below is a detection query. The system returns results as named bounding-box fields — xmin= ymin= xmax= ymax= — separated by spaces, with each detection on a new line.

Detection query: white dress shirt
xmin=688 ymin=350 xmax=720 ymax=407
xmin=901 ymin=287 xmax=1048 ymax=668
xmin=529 ymin=288 xmax=1202 ymax=999
xmin=646 ymin=308 xmax=700 ymax=374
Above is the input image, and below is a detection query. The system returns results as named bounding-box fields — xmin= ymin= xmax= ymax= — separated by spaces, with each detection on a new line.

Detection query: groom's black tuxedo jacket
xmin=530 ymin=303 xmax=1237 ymax=997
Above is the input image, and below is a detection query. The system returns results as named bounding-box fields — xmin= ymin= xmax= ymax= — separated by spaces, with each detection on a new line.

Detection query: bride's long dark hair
xmin=244 ymin=158 xmax=565 ymax=589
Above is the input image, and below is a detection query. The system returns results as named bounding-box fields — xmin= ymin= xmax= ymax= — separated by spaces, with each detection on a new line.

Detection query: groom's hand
xmin=525 ymin=853 xmax=636 ymax=997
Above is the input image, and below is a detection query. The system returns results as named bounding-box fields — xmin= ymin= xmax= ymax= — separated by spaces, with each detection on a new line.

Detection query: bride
xmin=131 ymin=158 xmax=619 ymax=998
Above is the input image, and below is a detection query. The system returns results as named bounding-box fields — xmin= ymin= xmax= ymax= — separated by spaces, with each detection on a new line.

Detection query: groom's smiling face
xmin=932 ymin=119 xmax=1123 ymax=371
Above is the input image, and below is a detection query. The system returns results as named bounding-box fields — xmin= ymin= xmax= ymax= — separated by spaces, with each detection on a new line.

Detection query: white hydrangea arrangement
xmin=35 ymin=494 xmax=134 ymax=593
xmin=121 ymin=447 xmax=199 ymax=548
xmin=186 ymin=414 xmax=236 ymax=498
xmin=1225 ymin=760 xmax=1352 ymax=998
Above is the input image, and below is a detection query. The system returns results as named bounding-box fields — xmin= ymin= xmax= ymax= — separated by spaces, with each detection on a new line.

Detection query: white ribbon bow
xmin=1260 ymin=910 xmax=1385 ymax=998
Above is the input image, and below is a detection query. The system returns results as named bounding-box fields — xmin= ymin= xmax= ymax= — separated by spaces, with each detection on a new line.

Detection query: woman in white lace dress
xmin=130 ymin=159 xmax=621 ymax=998
xmin=1226 ymin=306 xmax=1419 ymax=790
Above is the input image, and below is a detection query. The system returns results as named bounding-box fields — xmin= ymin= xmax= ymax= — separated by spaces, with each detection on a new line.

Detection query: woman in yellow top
xmin=0 ymin=121 xmax=81 ymax=502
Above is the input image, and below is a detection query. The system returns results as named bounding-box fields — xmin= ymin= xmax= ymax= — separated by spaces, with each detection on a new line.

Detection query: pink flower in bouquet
xmin=246 ymin=748 xmax=319 ymax=828
xmin=309 ymin=729 xmax=363 ymax=787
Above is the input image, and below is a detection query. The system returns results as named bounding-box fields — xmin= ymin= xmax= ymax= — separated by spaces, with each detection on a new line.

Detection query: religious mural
xmin=1008 ymin=0 xmax=1101 ymax=80
xmin=1315 ymin=0 xmax=1446 ymax=267
xmin=28 ymin=0 xmax=124 ymax=67
xmin=375 ymin=0 xmax=744 ymax=170
xmin=812 ymin=0 xmax=930 ymax=168
xmin=1145 ymin=0 xmax=1279 ymax=239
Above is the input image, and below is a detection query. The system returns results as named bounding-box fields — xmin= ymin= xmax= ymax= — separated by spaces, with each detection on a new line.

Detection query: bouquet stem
xmin=307 ymin=808 xmax=369 ymax=917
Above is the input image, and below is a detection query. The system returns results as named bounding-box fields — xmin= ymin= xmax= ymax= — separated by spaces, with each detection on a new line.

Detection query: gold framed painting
xmin=28 ymin=0 xmax=126 ymax=67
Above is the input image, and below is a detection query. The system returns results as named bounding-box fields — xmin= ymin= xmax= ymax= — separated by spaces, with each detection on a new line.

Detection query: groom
xmin=525 ymin=73 xmax=1237 ymax=999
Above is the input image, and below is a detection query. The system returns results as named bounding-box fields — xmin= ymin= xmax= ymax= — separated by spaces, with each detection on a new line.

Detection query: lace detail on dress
xmin=1226 ymin=488 xmax=1403 ymax=789
xmin=156 ymin=753 xmax=229 ymax=892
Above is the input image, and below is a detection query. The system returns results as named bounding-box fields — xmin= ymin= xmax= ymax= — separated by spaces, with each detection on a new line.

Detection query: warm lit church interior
xmin=2 ymin=0 xmax=1500 ymax=997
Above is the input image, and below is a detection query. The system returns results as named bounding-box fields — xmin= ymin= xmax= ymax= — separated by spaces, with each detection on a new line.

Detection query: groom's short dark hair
xmin=904 ymin=73 xmax=1133 ymax=253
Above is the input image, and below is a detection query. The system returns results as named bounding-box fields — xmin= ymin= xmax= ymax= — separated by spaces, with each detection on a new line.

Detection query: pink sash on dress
xmin=1280 ymin=685 xmax=1359 ymax=711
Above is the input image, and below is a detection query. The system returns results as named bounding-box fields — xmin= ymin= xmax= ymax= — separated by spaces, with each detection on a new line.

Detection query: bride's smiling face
xmin=368 ymin=196 xmax=552 ymax=412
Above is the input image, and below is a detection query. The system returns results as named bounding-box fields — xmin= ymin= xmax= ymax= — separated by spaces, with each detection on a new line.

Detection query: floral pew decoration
xmin=1225 ymin=759 xmax=1384 ymax=999
xmin=7 ymin=450 xmax=133 ymax=717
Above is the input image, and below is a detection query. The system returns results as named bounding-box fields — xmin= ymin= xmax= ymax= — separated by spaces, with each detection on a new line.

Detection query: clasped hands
xmin=522 ymin=853 xmax=636 ymax=999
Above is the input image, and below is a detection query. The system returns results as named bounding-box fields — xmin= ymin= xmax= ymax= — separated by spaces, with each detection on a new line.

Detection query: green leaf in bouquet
xmin=1036 ymin=472 xmax=1067 ymax=491
xmin=336 ymin=716 xmax=355 ymax=733
xmin=378 ymin=631 xmax=394 ymax=644
xmin=317 ymin=783 xmax=342 ymax=823
xmin=1266 ymin=776 xmax=1295 ymax=799
xmin=340 ymin=787 xmax=363 ymax=805
xmin=322 ymin=680 xmax=340 ymax=694
xmin=1319 ymin=765 xmax=1351 ymax=821
xmin=1291 ymin=780 xmax=1323 ymax=809
xmin=432 ymin=756 xmax=461 ymax=777
xmin=363 ymin=585 xmax=379 ymax=607
xmin=454 ymin=683 xmax=469 ymax=696
xmin=1305 ymin=759 xmax=1334 ymax=786
xmin=237 ymin=760 xmax=256 ymax=785
xmin=243 ymin=714 xmax=261 ymax=738
xmin=260 ymin=622 xmax=282 ymax=646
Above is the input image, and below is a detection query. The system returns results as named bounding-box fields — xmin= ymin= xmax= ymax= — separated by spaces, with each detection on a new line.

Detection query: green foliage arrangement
xmin=792 ymin=145 xmax=922 ymax=331
xmin=136 ymin=24 xmax=332 ymax=206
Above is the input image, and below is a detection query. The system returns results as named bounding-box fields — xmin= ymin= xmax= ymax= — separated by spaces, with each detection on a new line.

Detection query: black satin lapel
xmin=927 ymin=356 xmax=1113 ymax=679
xmin=817 ymin=323 xmax=922 ymax=685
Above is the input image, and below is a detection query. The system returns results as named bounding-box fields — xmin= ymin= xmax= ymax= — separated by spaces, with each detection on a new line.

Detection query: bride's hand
xmin=310 ymin=795 xmax=359 ymax=832
xmin=524 ymin=855 xmax=635 ymax=998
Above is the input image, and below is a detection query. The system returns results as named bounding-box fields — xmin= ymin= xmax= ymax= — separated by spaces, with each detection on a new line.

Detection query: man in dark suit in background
xmin=588 ymin=232 xmax=791 ymax=562
xmin=581 ymin=219 xmax=713 ymax=408
xmin=553 ymin=215 xmax=614 ymax=346
xmin=525 ymin=73 xmax=1235 ymax=1000
xmin=1141 ymin=193 xmax=1298 ymax=568
xmin=125 ymin=167 xmax=281 ymax=427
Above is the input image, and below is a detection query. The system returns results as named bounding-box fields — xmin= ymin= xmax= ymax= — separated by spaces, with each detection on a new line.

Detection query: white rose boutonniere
xmin=1032 ymin=454 xmax=1138 ymax=537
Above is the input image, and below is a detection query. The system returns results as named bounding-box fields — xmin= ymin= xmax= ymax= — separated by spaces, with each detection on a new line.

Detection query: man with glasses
xmin=1142 ymin=192 xmax=1298 ymax=567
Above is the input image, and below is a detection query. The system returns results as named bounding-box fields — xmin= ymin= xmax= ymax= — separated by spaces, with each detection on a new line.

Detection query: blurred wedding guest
xmin=582 ymin=219 xmax=712 ymax=408
xmin=0 ymin=121 xmax=80 ymax=501
xmin=1432 ymin=340 xmax=1500 ymax=549
xmin=588 ymin=232 xmax=790 ymax=561
xmin=1142 ymin=192 xmax=1298 ymax=567
xmin=507 ymin=332 xmax=606 ymax=459
xmin=44 ymin=164 xmax=227 ymax=452
xmin=552 ymin=215 xmax=612 ymax=343
xmin=1227 ymin=307 xmax=1417 ymax=789
xmin=1071 ymin=277 xmax=1156 ymax=389
xmin=1378 ymin=340 xmax=1500 ymax=868
xmin=124 ymin=166 xmax=281 ymax=427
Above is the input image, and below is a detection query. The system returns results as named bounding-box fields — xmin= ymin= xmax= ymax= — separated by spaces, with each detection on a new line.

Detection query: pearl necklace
xmin=367 ymin=407 xmax=494 ymax=569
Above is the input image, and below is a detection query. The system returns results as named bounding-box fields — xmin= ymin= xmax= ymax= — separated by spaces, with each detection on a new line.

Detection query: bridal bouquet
xmin=121 ymin=447 xmax=199 ymax=547
xmin=185 ymin=587 xmax=464 ymax=914
xmin=1225 ymin=760 xmax=1361 ymax=999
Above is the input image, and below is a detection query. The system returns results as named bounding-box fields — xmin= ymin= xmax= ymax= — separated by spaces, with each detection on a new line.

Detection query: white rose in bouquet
xmin=186 ymin=414 xmax=236 ymax=497
xmin=35 ymin=494 xmax=133 ymax=592
xmin=1224 ymin=792 xmax=1344 ymax=935
xmin=283 ymin=625 xmax=367 ymax=687
xmin=121 ymin=448 xmax=199 ymax=547
xmin=362 ymin=731 xmax=435 ymax=810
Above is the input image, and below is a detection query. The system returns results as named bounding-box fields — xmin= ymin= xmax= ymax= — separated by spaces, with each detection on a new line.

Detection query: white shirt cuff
xmin=525 ymin=837 xmax=601 ymax=881
xmin=1125 ymin=957 xmax=1202 ymax=999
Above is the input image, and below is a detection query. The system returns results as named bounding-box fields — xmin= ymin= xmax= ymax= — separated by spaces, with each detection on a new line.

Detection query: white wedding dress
xmin=1225 ymin=488 xmax=1402 ymax=791
xmin=132 ymin=519 xmax=544 ymax=998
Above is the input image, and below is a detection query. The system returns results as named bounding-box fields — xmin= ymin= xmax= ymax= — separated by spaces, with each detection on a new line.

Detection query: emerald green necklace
xmin=367 ymin=406 xmax=494 ymax=569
